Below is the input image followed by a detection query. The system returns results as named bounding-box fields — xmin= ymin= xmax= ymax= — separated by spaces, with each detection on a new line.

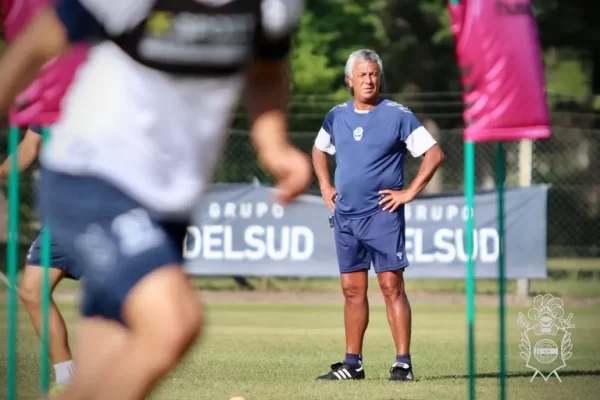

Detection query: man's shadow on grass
xmin=419 ymin=369 xmax=600 ymax=381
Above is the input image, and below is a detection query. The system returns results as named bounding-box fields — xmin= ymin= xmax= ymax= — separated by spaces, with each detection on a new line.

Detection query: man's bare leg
xmin=377 ymin=269 xmax=411 ymax=355
xmin=19 ymin=266 xmax=74 ymax=384
xmin=377 ymin=269 xmax=414 ymax=381
xmin=341 ymin=270 xmax=369 ymax=365
xmin=54 ymin=265 xmax=203 ymax=400
xmin=315 ymin=269 xmax=369 ymax=380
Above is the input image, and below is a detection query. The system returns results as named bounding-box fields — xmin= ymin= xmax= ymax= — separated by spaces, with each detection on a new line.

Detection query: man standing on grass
xmin=312 ymin=49 xmax=444 ymax=382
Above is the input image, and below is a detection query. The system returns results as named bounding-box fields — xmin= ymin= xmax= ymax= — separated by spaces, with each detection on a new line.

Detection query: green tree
xmin=290 ymin=0 xmax=387 ymax=96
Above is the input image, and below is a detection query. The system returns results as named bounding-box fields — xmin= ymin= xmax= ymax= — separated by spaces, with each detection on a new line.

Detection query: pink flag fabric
xmin=1 ymin=0 xmax=88 ymax=126
xmin=448 ymin=0 xmax=551 ymax=142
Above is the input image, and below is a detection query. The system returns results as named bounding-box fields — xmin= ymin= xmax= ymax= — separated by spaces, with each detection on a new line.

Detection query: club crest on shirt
xmin=353 ymin=127 xmax=363 ymax=141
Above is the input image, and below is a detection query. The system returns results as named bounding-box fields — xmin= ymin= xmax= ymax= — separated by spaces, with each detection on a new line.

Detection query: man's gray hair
xmin=344 ymin=49 xmax=384 ymax=78
xmin=344 ymin=49 xmax=384 ymax=95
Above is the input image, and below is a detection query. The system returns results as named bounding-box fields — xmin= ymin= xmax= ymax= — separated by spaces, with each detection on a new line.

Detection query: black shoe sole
xmin=316 ymin=372 xmax=366 ymax=381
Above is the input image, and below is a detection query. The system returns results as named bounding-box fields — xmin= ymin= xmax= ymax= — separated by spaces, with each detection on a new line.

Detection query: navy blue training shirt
xmin=53 ymin=0 xmax=299 ymax=76
xmin=314 ymin=98 xmax=437 ymax=218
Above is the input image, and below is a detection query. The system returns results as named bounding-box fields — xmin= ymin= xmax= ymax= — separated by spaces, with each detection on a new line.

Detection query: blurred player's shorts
xmin=37 ymin=166 xmax=188 ymax=324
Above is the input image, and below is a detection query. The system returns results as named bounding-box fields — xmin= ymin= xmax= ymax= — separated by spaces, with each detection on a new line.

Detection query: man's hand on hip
xmin=320 ymin=185 xmax=337 ymax=211
xmin=378 ymin=189 xmax=416 ymax=212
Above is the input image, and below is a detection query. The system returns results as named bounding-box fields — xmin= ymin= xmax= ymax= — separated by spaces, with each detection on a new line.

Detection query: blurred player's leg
xmin=20 ymin=233 xmax=82 ymax=389
xmin=54 ymin=267 xmax=202 ymax=400
xmin=96 ymin=266 xmax=201 ymax=399
xmin=53 ymin=269 xmax=201 ymax=400
xmin=40 ymin=170 xmax=203 ymax=400
xmin=18 ymin=264 xmax=74 ymax=385
xmin=53 ymin=317 xmax=129 ymax=399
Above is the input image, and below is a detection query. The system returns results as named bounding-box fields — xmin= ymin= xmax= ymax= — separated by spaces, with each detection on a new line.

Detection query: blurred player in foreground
xmin=0 ymin=0 xmax=310 ymax=399
xmin=312 ymin=49 xmax=444 ymax=381
xmin=0 ymin=125 xmax=80 ymax=392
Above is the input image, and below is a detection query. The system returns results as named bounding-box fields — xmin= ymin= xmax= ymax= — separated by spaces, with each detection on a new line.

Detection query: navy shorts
xmin=37 ymin=168 xmax=189 ymax=324
xmin=333 ymin=208 xmax=409 ymax=274
xmin=26 ymin=232 xmax=82 ymax=280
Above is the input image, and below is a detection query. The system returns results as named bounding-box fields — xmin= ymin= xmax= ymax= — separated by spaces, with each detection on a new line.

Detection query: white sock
xmin=54 ymin=360 xmax=75 ymax=384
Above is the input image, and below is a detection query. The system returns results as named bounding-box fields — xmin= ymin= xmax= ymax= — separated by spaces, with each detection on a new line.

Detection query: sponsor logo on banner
xmin=404 ymin=203 xmax=499 ymax=264
xmin=183 ymin=183 xmax=548 ymax=279
xmin=184 ymin=200 xmax=314 ymax=262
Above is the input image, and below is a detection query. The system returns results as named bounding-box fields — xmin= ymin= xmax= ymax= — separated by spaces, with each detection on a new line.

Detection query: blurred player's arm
xmin=0 ymin=8 xmax=70 ymax=113
xmin=245 ymin=56 xmax=311 ymax=204
xmin=0 ymin=129 xmax=42 ymax=181
xmin=245 ymin=0 xmax=305 ymax=158
xmin=245 ymin=58 xmax=292 ymax=155
xmin=243 ymin=2 xmax=311 ymax=204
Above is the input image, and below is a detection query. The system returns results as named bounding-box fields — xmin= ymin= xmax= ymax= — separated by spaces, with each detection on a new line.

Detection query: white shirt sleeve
xmin=314 ymin=128 xmax=336 ymax=155
xmin=79 ymin=0 xmax=154 ymax=36
xmin=405 ymin=126 xmax=437 ymax=157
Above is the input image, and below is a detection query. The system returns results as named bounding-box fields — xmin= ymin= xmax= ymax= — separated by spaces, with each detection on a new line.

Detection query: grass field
xmin=1 ymin=293 xmax=599 ymax=400
xmin=2 ymin=257 xmax=600 ymax=299
xmin=4 ymin=271 xmax=600 ymax=298
xmin=0 ymin=257 xmax=598 ymax=399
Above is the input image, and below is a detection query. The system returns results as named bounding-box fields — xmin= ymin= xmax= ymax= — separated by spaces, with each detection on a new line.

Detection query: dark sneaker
xmin=316 ymin=361 xmax=365 ymax=380
xmin=388 ymin=362 xmax=414 ymax=381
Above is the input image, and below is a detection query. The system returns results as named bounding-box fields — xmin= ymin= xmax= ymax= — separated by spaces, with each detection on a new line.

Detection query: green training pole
xmin=40 ymin=127 xmax=52 ymax=395
xmin=464 ymin=141 xmax=476 ymax=400
xmin=6 ymin=125 xmax=20 ymax=400
xmin=451 ymin=0 xmax=476 ymax=396
xmin=495 ymin=143 xmax=506 ymax=400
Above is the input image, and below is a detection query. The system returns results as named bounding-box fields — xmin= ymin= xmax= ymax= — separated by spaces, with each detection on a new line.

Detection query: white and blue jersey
xmin=41 ymin=0 xmax=304 ymax=220
xmin=34 ymin=0 xmax=305 ymax=323
xmin=314 ymin=99 xmax=437 ymax=218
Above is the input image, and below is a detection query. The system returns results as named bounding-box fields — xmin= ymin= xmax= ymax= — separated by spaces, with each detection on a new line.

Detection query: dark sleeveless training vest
xmin=109 ymin=0 xmax=293 ymax=76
